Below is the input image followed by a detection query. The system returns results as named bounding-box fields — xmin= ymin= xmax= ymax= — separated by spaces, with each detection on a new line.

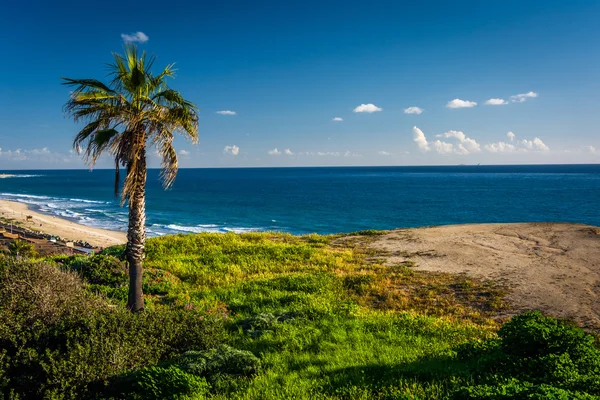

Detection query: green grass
xmin=4 ymin=231 xmax=597 ymax=399
xmin=97 ymin=232 xmax=505 ymax=398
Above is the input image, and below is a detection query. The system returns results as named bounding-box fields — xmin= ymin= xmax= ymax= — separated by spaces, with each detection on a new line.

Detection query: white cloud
xmin=344 ymin=150 xmax=362 ymax=157
xmin=0 ymin=147 xmax=74 ymax=164
xmin=485 ymin=133 xmax=548 ymax=153
xmin=378 ymin=151 xmax=393 ymax=156
xmin=179 ymin=149 xmax=190 ymax=156
xmin=436 ymin=130 xmax=481 ymax=153
xmin=412 ymin=126 xmax=430 ymax=152
xmin=332 ymin=117 xmax=343 ymax=121
xmin=437 ymin=130 xmax=466 ymax=141
xmin=433 ymin=140 xmax=455 ymax=154
xmin=269 ymin=148 xmax=294 ymax=156
xmin=446 ymin=99 xmax=477 ymax=109
xmin=404 ymin=106 xmax=424 ymax=115
xmin=510 ymin=91 xmax=538 ymax=103
xmin=586 ymin=145 xmax=597 ymax=154
xmin=527 ymin=139 xmax=547 ymax=151
xmin=223 ymin=145 xmax=239 ymax=155
xmin=484 ymin=142 xmax=517 ymax=153
xmin=216 ymin=110 xmax=236 ymax=115
xmin=298 ymin=151 xmax=341 ymax=157
xmin=353 ymin=103 xmax=383 ymax=113
xmin=121 ymin=31 xmax=149 ymax=43
xmin=484 ymin=98 xmax=508 ymax=105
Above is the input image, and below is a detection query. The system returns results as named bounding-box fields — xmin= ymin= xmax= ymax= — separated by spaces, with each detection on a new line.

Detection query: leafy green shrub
xmin=55 ymin=254 xmax=128 ymax=287
xmin=143 ymin=268 xmax=182 ymax=295
xmin=176 ymin=345 xmax=261 ymax=379
xmin=7 ymin=240 xmax=37 ymax=258
xmin=0 ymin=258 xmax=227 ymax=399
xmin=456 ymin=311 xmax=600 ymax=398
xmin=498 ymin=311 xmax=597 ymax=359
xmin=239 ymin=311 xmax=299 ymax=336
xmin=455 ymin=379 xmax=598 ymax=399
xmin=118 ymin=365 xmax=210 ymax=400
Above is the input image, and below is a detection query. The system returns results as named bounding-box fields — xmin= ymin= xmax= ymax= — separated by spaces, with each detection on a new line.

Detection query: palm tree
xmin=63 ymin=44 xmax=199 ymax=311
xmin=8 ymin=240 xmax=36 ymax=259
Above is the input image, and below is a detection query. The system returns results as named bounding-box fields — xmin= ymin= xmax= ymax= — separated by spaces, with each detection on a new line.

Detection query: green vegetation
xmin=63 ymin=44 xmax=199 ymax=311
xmin=1 ymin=231 xmax=599 ymax=399
xmin=7 ymin=240 xmax=36 ymax=258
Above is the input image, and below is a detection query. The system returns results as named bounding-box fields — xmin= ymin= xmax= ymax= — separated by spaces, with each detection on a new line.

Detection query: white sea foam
xmin=69 ymin=198 xmax=106 ymax=204
xmin=0 ymin=191 xmax=263 ymax=237
xmin=0 ymin=174 xmax=42 ymax=179
xmin=0 ymin=193 xmax=50 ymax=200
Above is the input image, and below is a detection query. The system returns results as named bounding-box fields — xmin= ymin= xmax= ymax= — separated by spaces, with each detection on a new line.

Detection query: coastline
xmin=0 ymin=200 xmax=126 ymax=248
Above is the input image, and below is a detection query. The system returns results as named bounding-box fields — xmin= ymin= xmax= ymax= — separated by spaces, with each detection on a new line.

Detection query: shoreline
xmin=0 ymin=200 xmax=126 ymax=248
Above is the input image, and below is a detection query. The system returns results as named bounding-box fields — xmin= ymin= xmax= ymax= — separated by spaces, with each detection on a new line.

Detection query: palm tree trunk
xmin=126 ymin=147 xmax=147 ymax=312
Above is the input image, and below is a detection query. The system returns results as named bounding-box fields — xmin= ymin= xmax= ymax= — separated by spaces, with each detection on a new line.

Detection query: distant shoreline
xmin=1 ymin=163 xmax=600 ymax=172
xmin=0 ymin=200 xmax=126 ymax=248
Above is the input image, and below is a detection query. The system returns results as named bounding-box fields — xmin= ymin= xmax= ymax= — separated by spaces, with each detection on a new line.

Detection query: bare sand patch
xmin=360 ymin=223 xmax=600 ymax=329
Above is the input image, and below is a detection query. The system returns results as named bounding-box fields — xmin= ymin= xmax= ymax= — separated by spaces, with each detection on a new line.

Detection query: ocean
xmin=1 ymin=165 xmax=599 ymax=236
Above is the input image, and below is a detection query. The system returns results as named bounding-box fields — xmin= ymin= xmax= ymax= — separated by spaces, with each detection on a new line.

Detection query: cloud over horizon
xmin=484 ymin=132 xmax=549 ymax=153
xmin=223 ymin=145 xmax=239 ymax=155
xmin=412 ymin=126 xmax=430 ymax=152
xmin=436 ymin=130 xmax=481 ymax=154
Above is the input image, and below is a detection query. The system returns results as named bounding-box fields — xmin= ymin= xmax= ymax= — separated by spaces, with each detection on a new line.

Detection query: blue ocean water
xmin=1 ymin=165 xmax=599 ymax=235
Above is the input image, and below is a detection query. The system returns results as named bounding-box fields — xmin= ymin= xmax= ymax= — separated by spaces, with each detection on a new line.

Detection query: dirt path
xmin=360 ymin=223 xmax=600 ymax=329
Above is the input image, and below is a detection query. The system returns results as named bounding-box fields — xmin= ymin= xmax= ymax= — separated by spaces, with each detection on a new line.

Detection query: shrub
xmin=55 ymin=254 xmax=128 ymax=287
xmin=143 ymin=268 xmax=182 ymax=295
xmin=176 ymin=345 xmax=262 ymax=379
xmin=455 ymin=379 xmax=598 ymax=399
xmin=117 ymin=365 xmax=210 ymax=400
xmin=0 ymin=258 xmax=227 ymax=399
xmin=239 ymin=311 xmax=299 ymax=336
xmin=7 ymin=240 xmax=37 ymax=258
xmin=456 ymin=311 xmax=600 ymax=398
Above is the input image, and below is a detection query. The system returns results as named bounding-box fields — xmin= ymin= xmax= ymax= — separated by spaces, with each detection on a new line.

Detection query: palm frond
xmin=64 ymin=44 xmax=199 ymax=201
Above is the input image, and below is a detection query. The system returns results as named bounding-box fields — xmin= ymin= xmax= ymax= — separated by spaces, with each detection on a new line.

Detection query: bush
xmin=177 ymin=345 xmax=262 ymax=379
xmin=456 ymin=311 xmax=600 ymax=398
xmin=239 ymin=311 xmax=299 ymax=337
xmin=117 ymin=365 xmax=210 ymax=400
xmin=143 ymin=268 xmax=182 ymax=295
xmin=7 ymin=240 xmax=37 ymax=258
xmin=0 ymin=258 xmax=227 ymax=399
xmin=55 ymin=254 xmax=128 ymax=287
xmin=456 ymin=379 xmax=598 ymax=399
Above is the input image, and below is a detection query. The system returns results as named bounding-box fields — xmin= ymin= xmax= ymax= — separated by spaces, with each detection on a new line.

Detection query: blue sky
xmin=1 ymin=0 xmax=599 ymax=169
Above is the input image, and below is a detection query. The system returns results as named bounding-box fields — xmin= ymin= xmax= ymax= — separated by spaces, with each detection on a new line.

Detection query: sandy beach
xmin=358 ymin=223 xmax=600 ymax=329
xmin=0 ymin=200 xmax=126 ymax=248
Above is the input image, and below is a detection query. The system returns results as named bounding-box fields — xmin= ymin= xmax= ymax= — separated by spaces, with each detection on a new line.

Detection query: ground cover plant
xmin=1 ymin=231 xmax=598 ymax=399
